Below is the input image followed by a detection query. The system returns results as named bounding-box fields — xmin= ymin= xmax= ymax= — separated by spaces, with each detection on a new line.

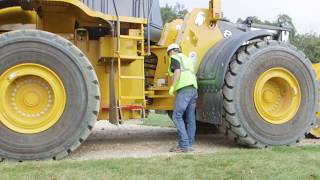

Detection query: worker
xmin=167 ymin=43 xmax=198 ymax=153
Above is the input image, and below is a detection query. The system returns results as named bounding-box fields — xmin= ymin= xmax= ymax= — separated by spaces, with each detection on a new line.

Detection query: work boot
xmin=188 ymin=147 xmax=195 ymax=152
xmin=169 ymin=146 xmax=188 ymax=153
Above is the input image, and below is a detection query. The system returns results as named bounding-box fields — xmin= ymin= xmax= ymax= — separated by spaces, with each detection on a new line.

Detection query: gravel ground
xmin=68 ymin=121 xmax=320 ymax=160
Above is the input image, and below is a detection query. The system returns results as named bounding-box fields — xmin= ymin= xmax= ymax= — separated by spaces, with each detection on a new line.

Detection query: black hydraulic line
xmin=108 ymin=0 xmax=120 ymax=125
xmin=142 ymin=0 xmax=145 ymax=18
xmin=106 ymin=0 xmax=109 ymax=14
xmin=133 ymin=0 xmax=135 ymax=17
xmin=112 ymin=0 xmax=120 ymax=53
xmin=100 ymin=0 xmax=104 ymax=12
xmin=105 ymin=19 xmax=118 ymax=125
xmin=135 ymin=0 xmax=140 ymax=17
xmin=138 ymin=0 xmax=141 ymax=17
xmin=147 ymin=0 xmax=154 ymax=55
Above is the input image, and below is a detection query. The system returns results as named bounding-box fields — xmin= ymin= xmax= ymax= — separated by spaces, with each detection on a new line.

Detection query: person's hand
xmin=169 ymin=86 xmax=175 ymax=96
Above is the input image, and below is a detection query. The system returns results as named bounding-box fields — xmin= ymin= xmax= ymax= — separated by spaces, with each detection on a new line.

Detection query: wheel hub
xmin=12 ymin=78 xmax=53 ymax=118
xmin=0 ymin=63 xmax=66 ymax=134
xmin=23 ymin=92 xmax=40 ymax=107
xmin=262 ymin=89 xmax=278 ymax=103
xmin=254 ymin=67 xmax=301 ymax=124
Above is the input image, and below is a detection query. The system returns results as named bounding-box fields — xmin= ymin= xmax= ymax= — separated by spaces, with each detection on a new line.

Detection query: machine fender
xmin=196 ymin=30 xmax=272 ymax=125
xmin=198 ymin=30 xmax=272 ymax=90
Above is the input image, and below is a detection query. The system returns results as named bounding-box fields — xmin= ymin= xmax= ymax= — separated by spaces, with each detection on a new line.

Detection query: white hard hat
xmin=167 ymin=43 xmax=180 ymax=53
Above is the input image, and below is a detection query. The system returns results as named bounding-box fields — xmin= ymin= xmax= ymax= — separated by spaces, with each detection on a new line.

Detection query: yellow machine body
xmin=0 ymin=0 xmax=225 ymax=119
xmin=146 ymin=8 xmax=224 ymax=110
xmin=0 ymin=0 xmax=318 ymax=122
xmin=0 ymin=0 xmax=320 ymax=161
xmin=0 ymin=0 xmax=147 ymax=121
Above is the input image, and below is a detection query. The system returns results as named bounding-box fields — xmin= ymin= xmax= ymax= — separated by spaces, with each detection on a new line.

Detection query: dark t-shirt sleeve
xmin=170 ymin=58 xmax=180 ymax=73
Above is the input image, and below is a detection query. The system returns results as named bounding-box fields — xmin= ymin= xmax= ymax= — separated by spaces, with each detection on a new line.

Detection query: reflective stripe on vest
xmin=173 ymin=54 xmax=195 ymax=74
xmin=168 ymin=53 xmax=198 ymax=91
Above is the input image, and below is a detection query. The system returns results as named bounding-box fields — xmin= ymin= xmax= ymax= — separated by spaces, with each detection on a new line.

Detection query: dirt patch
xmin=68 ymin=121 xmax=320 ymax=160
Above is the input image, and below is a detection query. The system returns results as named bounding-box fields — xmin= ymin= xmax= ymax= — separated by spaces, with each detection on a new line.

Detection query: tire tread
xmin=222 ymin=40 xmax=315 ymax=148
xmin=0 ymin=29 xmax=101 ymax=161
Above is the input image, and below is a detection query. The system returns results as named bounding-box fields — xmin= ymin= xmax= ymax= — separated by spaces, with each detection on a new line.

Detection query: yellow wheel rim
xmin=311 ymin=107 xmax=320 ymax=138
xmin=310 ymin=64 xmax=320 ymax=137
xmin=0 ymin=63 xmax=66 ymax=134
xmin=310 ymin=121 xmax=320 ymax=138
xmin=254 ymin=67 xmax=301 ymax=124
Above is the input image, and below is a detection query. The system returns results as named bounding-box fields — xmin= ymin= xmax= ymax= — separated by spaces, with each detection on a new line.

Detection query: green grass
xmin=142 ymin=113 xmax=174 ymax=127
xmin=2 ymin=146 xmax=320 ymax=180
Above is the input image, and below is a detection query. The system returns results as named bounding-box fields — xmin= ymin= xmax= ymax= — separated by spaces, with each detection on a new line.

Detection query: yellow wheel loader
xmin=0 ymin=0 xmax=318 ymax=160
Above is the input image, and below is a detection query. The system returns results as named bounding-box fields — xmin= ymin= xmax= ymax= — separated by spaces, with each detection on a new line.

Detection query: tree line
xmin=161 ymin=3 xmax=320 ymax=63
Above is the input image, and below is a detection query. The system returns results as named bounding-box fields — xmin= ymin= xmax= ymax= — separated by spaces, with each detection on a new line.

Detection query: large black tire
xmin=0 ymin=30 xmax=100 ymax=160
xmin=221 ymin=40 xmax=317 ymax=147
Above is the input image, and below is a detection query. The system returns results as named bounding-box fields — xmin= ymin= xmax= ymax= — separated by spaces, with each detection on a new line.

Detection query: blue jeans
xmin=172 ymin=86 xmax=198 ymax=150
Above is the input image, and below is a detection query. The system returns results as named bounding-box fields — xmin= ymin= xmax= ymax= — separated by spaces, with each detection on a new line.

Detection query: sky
xmin=159 ymin=0 xmax=320 ymax=34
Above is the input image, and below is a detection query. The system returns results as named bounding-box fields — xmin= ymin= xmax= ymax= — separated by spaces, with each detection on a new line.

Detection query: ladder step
xmin=120 ymin=35 xmax=143 ymax=40
xmin=120 ymin=76 xmax=144 ymax=80
xmin=120 ymin=55 xmax=144 ymax=60
xmin=121 ymin=105 xmax=144 ymax=110
xmin=101 ymin=105 xmax=143 ymax=111
xmin=148 ymin=87 xmax=170 ymax=91
xmin=121 ymin=96 xmax=145 ymax=100
xmin=147 ymin=95 xmax=173 ymax=98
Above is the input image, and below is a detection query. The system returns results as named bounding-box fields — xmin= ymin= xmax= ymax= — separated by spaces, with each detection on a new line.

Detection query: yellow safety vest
xmin=168 ymin=53 xmax=198 ymax=92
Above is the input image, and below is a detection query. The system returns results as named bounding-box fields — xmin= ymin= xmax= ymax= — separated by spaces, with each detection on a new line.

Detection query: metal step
xmin=120 ymin=35 xmax=143 ymax=40
xmin=120 ymin=96 xmax=145 ymax=100
xmin=119 ymin=55 xmax=144 ymax=60
xmin=120 ymin=76 xmax=144 ymax=80
xmin=147 ymin=95 xmax=172 ymax=98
